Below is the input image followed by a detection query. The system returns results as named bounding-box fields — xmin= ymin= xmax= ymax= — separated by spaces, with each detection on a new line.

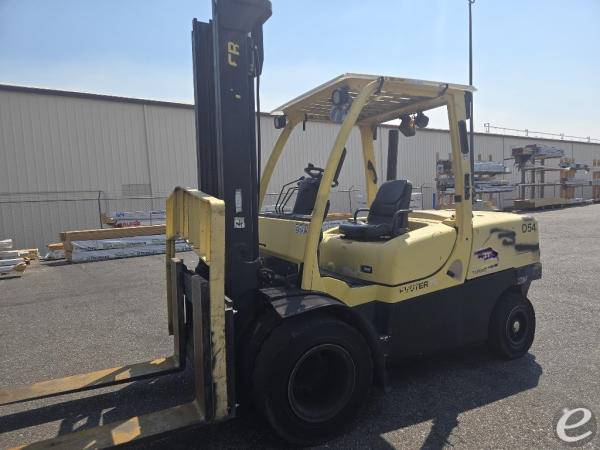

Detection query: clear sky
xmin=1 ymin=0 xmax=598 ymax=137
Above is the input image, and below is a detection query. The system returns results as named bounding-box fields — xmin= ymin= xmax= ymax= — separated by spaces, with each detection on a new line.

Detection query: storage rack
xmin=593 ymin=160 xmax=600 ymax=201
xmin=435 ymin=153 xmax=513 ymax=210
xmin=510 ymin=144 xmax=591 ymax=209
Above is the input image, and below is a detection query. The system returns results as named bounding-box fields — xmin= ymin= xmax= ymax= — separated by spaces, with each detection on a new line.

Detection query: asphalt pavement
xmin=1 ymin=204 xmax=599 ymax=449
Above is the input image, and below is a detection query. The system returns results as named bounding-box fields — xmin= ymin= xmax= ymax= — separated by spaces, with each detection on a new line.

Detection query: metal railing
xmin=263 ymin=183 xmax=436 ymax=214
xmin=483 ymin=123 xmax=600 ymax=144
xmin=262 ymin=187 xmax=364 ymax=214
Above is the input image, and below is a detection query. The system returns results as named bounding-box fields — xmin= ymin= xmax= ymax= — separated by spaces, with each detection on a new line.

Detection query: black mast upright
xmin=192 ymin=0 xmax=272 ymax=315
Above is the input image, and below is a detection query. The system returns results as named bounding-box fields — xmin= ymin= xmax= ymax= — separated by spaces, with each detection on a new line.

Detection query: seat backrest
xmin=292 ymin=176 xmax=321 ymax=214
xmin=367 ymin=180 xmax=412 ymax=229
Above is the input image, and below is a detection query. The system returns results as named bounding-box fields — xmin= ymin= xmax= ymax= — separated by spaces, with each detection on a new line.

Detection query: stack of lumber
xmin=560 ymin=158 xmax=590 ymax=199
xmin=512 ymin=144 xmax=565 ymax=161
xmin=60 ymin=225 xmax=191 ymax=263
xmin=102 ymin=211 xmax=166 ymax=228
xmin=0 ymin=239 xmax=38 ymax=278
xmin=44 ymin=242 xmax=65 ymax=260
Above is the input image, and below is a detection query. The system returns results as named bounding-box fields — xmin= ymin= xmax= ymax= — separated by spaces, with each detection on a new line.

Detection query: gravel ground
xmin=1 ymin=204 xmax=599 ymax=449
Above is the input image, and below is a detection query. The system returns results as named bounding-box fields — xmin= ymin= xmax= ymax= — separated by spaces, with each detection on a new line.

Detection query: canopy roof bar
xmin=272 ymin=73 xmax=475 ymax=125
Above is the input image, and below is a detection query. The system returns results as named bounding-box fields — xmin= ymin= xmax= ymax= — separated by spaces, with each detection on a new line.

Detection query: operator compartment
xmin=259 ymin=154 xmax=349 ymax=264
xmin=318 ymin=180 xmax=457 ymax=285
xmin=319 ymin=216 xmax=457 ymax=285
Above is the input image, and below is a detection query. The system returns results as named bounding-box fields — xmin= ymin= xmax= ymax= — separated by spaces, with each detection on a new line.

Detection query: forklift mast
xmin=192 ymin=0 xmax=271 ymax=309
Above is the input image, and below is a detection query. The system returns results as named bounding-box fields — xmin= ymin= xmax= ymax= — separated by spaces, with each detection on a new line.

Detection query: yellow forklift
xmin=0 ymin=0 xmax=541 ymax=447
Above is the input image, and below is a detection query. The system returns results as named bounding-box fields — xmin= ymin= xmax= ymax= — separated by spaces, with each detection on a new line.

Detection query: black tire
xmin=252 ymin=315 xmax=373 ymax=445
xmin=488 ymin=291 xmax=536 ymax=359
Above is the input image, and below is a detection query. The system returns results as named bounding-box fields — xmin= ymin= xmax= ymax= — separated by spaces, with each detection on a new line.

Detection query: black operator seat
xmin=292 ymin=171 xmax=321 ymax=215
xmin=339 ymin=180 xmax=413 ymax=240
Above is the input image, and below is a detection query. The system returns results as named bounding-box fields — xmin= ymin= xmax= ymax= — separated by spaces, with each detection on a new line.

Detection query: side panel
xmin=259 ymin=215 xmax=309 ymax=263
xmin=258 ymin=213 xmax=353 ymax=264
xmin=468 ymin=212 xmax=540 ymax=279
xmin=353 ymin=268 xmax=519 ymax=361
xmin=319 ymin=221 xmax=457 ymax=286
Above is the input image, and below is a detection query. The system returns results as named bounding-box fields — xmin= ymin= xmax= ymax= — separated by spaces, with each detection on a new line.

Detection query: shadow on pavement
xmin=0 ymin=344 xmax=542 ymax=449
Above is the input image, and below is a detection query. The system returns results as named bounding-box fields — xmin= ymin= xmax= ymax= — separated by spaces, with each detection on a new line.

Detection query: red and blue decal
xmin=474 ymin=247 xmax=499 ymax=261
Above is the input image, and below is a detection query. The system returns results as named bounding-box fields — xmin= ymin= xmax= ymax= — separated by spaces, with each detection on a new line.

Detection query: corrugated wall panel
xmin=2 ymin=87 xmax=600 ymax=250
xmin=0 ymin=200 xmax=101 ymax=251
xmin=0 ymin=90 xmax=150 ymax=195
xmin=145 ymin=104 xmax=197 ymax=197
xmin=0 ymin=89 xmax=153 ymax=249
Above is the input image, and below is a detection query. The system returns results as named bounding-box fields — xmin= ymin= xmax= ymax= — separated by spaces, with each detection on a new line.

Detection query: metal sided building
xmin=1 ymin=83 xmax=599 ymax=251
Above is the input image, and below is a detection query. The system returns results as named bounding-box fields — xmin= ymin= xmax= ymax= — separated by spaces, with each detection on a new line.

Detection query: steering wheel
xmin=304 ymin=163 xmax=324 ymax=179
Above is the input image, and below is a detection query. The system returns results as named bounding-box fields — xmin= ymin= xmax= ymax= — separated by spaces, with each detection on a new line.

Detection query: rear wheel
xmin=252 ymin=315 xmax=372 ymax=445
xmin=488 ymin=291 xmax=536 ymax=359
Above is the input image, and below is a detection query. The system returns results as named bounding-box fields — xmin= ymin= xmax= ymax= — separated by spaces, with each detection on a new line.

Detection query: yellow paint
xmin=0 ymin=357 xmax=178 ymax=406
xmin=359 ymin=126 xmax=377 ymax=207
xmin=257 ymin=74 xmax=539 ymax=308
xmin=111 ymin=417 xmax=141 ymax=444
xmin=302 ymin=80 xmax=381 ymax=291
xmin=319 ymin=219 xmax=457 ymax=285
xmin=166 ymin=187 xmax=229 ymax=420
xmin=259 ymin=216 xmax=309 ymax=263
xmin=227 ymin=41 xmax=239 ymax=67
xmin=14 ymin=402 xmax=205 ymax=449
xmin=467 ymin=212 xmax=540 ymax=279
xmin=259 ymin=115 xmax=301 ymax=207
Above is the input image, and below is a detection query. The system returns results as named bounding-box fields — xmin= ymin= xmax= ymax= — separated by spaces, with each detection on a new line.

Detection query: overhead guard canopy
xmin=272 ymin=73 xmax=475 ymax=126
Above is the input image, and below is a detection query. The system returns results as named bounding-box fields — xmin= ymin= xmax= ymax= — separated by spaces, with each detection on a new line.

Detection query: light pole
xmin=468 ymin=0 xmax=475 ymax=202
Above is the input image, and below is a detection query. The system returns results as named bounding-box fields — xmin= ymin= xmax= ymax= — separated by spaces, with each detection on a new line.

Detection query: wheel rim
xmin=287 ymin=343 xmax=356 ymax=423
xmin=506 ymin=306 xmax=528 ymax=347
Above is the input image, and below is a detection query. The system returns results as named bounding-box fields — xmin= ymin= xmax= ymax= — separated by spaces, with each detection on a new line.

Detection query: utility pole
xmin=468 ymin=0 xmax=475 ymax=203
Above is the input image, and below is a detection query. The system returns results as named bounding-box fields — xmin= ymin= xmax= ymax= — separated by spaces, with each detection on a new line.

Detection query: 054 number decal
xmin=522 ymin=222 xmax=537 ymax=233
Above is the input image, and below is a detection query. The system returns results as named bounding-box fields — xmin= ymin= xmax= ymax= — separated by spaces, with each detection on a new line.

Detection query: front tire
xmin=488 ymin=291 xmax=536 ymax=359
xmin=252 ymin=315 xmax=372 ymax=445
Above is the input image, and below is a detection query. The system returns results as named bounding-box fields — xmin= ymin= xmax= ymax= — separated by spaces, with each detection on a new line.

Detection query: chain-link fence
xmin=0 ymin=191 xmax=171 ymax=250
xmin=1 ymin=182 xmax=596 ymax=251
xmin=99 ymin=193 xmax=169 ymax=226
xmin=0 ymin=184 xmax=439 ymax=251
